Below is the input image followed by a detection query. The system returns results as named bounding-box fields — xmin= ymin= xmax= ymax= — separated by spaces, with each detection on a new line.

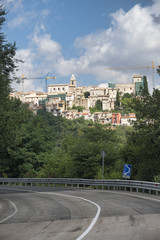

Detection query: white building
xmin=10 ymin=91 xmax=48 ymax=106
xmin=116 ymin=83 xmax=134 ymax=96
xmin=48 ymin=74 xmax=77 ymax=95
xmin=121 ymin=113 xmax=136 ymax=126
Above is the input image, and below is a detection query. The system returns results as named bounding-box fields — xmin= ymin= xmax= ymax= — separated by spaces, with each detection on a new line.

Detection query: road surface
xmin=0 ymin=185 xmax=160 ymax=240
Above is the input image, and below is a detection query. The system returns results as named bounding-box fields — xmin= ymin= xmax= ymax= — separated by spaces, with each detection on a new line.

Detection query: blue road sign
xmin=123 ymin=164 xmax=132 ymax=179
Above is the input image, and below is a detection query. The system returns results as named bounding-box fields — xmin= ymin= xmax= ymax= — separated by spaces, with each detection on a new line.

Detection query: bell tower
xmin=70 ymin=74 xmax=76 ymax=86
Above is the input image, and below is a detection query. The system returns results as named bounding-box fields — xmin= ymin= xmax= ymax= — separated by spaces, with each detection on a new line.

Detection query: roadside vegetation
xmin=1 ymin=5 xmax=160 ymax=182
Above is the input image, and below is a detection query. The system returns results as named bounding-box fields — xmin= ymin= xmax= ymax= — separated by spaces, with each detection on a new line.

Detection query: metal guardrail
xmin=0 ymin=178 xmax=160 ymax=195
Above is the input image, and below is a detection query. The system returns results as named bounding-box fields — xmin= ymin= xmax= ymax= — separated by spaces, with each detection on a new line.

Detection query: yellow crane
xmin=16 ymin=74 xmax=56 ymax=92
xmin=45 ymin=76 xmax=56 ymax=92
xmin=104 ymin=61 xmax=159 ymax=88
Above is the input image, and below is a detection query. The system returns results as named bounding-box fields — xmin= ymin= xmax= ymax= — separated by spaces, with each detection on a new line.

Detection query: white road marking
xmin=1 ymin=186 xmax=160 ymax=239
xmin=75 ymin=197 xmax=101 ymax=240
xmin=0 ymin=199 xmax=18 ymax=223
xmin=37 ymin=192 xmax=101 ymax=240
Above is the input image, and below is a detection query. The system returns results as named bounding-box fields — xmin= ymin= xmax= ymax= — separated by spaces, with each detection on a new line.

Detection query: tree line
xmin=1 ymin=5 xmax=160 ymax=182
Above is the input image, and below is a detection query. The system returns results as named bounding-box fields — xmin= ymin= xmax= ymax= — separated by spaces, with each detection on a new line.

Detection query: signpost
xmin=123 ymin=164 xmax=132 ymax=179
xmin=101 ymin=151 xmax=105 ymax=179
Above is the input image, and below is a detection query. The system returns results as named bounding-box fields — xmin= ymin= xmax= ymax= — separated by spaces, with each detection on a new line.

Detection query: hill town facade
xmin=10 ymin=74 xmax=144 ymax=125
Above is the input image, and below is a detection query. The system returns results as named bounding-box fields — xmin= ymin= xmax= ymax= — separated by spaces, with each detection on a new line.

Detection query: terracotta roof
xmin=82 ymin=113 xmax=88 ymax=115
xmin=121 ymin=116 xmax=136 ymax=119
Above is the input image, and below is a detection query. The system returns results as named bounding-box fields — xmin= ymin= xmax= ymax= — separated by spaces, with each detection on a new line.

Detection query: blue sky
xmin=1 ymin=0 xmax=160 ymax=92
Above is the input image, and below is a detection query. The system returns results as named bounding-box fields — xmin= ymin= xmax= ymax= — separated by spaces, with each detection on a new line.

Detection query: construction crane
xmin=104 ymin=61 xmax=159 ymax=89
xmin=15 ymin=74 xmax=56 ymax=93
xmin=45 ymin=76 xmax=56 ymax=92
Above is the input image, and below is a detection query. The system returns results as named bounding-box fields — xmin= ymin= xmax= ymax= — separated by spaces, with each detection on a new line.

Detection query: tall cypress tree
xmin=115 ymin=90 xmax=120 ymax=109
xmin=142 ymin=75 xmax=149 ymax=97
xmin=0 ymin=5 xmax=20 ymax=176
xmin=0 ymin=5 xmax=18 ymax=107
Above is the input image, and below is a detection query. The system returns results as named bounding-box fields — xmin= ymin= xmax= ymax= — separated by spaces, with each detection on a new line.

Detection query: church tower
xmin=70 ymin=74 xmax=76 ymax=87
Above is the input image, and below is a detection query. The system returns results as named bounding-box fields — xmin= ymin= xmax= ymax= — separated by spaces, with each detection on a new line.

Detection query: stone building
xmin=116 ymin=83 xmax=134 ymax=96
xmin=10 ymin=91 xmax=48 ymax=106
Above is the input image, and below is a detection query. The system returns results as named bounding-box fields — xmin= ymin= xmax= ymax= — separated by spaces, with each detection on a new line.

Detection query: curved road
xmin=0 ymin=186 xmax=160 ymax=240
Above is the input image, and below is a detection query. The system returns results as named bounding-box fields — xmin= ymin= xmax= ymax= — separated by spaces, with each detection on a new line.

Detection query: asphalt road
xmin=0 ymin=185 xmax=160 ymax=240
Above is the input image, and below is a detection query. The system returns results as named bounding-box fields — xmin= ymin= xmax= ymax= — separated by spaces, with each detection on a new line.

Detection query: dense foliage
xmin=122 ymin=88 xmax=160 ymax=181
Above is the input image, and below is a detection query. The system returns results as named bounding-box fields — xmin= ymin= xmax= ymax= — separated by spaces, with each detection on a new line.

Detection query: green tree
xmin=142 ymin=75 xmax=149 ymax=96
xmin=84 ymin=91 xmax=90 ymax=98
xmin=122 ymin=93 xmax=133 ymax=99
xmin=122 ymin=89 xmax=160 ymax=181
xmin=7 ymin=114 xmax=55 ymax=177
xmin=72 ymin=104 xmax=85 ymax=112
xmin=115 ymin=90 xmax=120 ymax=109
xmin=0 ymin=100 xmax=33 ymax=177
xmin=157 ymin=65 xmax=160 ymax=76
xmin=70 ymin=138 xmax=100 ymax=178
xmin=95 ymin=99 xmax=102 ymax=111
xmin=121 ymin=96 xmax=135 ymax=114
xmin=0 ymin=6 xmax=18 ymax=105
xmin=0 ymin=6 xmax=25 ymax=176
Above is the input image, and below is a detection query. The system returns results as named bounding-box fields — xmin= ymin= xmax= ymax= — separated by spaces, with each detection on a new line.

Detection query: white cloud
xmin=16 ymin=49 xmax=35 ymax=73
xmin=32 ymin=32 xmax=62 ymax=61
xmin=41 ymin=9 xmax=50 ymax=18
xmin=8 ymin=15 xmax=26 ymax=29
xmin=8 ymin=11 xmax=37 ymax=29
xmin=12 ymin=49 xmax=38 ymax=92
xmin=1 ymin=0 xmax=23 ymax=11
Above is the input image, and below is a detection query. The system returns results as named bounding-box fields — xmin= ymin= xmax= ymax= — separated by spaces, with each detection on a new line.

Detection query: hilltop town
xmin=10 ymin=74 xmax=146 ymax=126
